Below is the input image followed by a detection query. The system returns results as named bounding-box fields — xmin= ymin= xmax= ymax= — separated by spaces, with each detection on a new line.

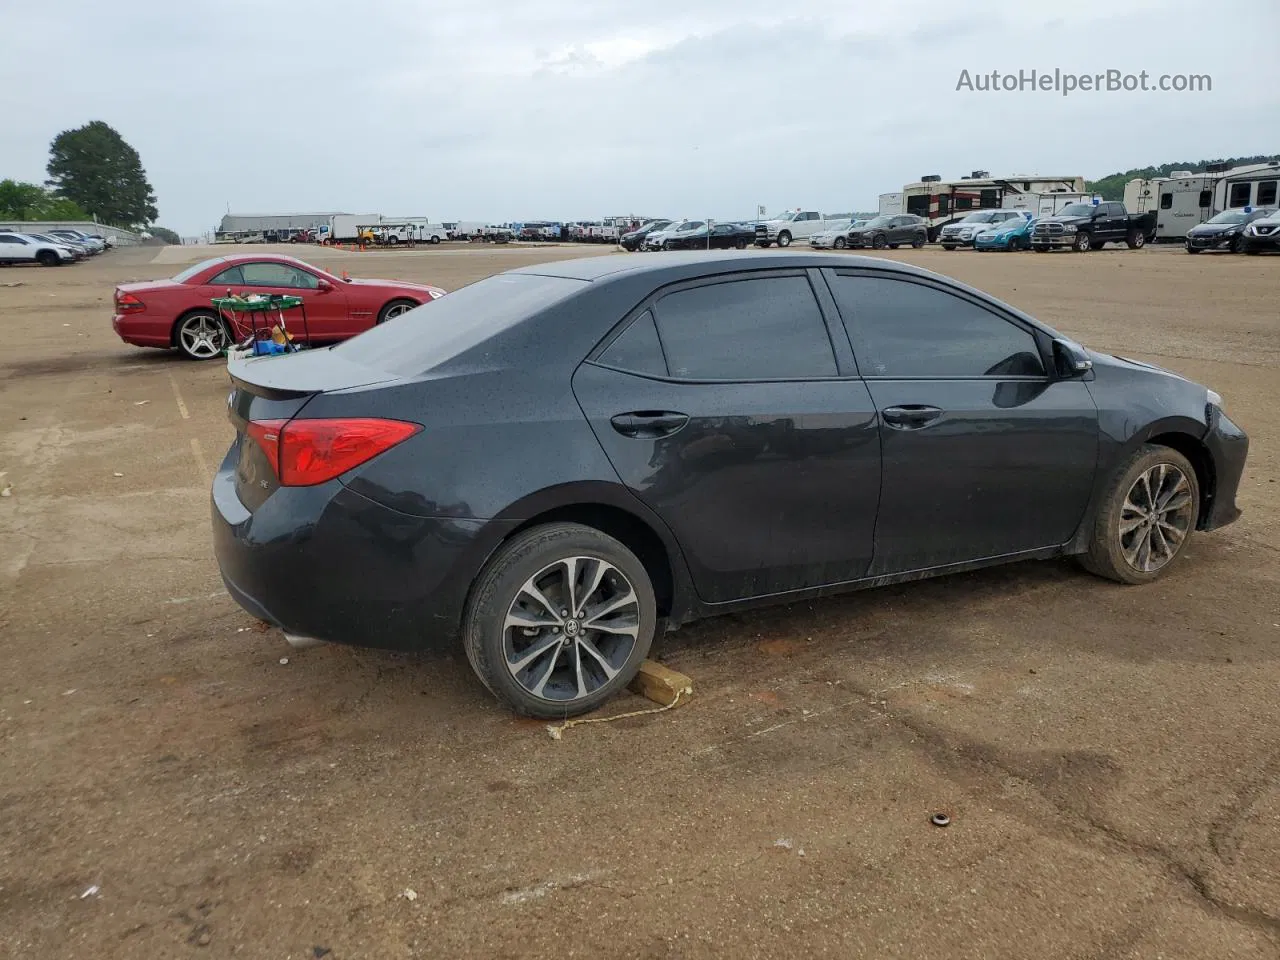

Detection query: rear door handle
xmin=881 ymin=405 xmax=943 ymax=429
xmin=610 ymin=411 xmax=689 ymax=438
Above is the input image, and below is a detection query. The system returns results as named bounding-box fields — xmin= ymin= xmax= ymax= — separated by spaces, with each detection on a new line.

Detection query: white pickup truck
xmin=754 ymin=210 xmax=835 ymax=247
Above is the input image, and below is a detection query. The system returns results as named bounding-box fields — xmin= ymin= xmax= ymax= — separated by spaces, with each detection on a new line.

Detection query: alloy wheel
xmin=502 ymin=556 xmax=640 ymax=703
xmin=179 ymin=314 xmax=228 ymax=359
xmin=1118 ymin=463 xmax=1195 ymax=573
xmin=382 ymin=302 xmax=414 ymax=321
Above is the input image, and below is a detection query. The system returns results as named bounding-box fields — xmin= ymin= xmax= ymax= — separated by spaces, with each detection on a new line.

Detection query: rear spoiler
xmin=227 ymin=351 xmax=397 ymax=400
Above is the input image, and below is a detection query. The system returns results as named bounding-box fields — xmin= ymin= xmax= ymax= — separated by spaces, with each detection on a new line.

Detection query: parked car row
xmin=1185 ymin=208 xmax=1277 ymax=254
xmin=0 ymin=227 xmax=111 ymax=266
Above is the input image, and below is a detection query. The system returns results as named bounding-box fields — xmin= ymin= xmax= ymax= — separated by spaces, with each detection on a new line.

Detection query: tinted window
xmin=338 ymin=273 xmax=585 ymax=375
xmin=209 ymin=265 xmax=245 ymax=286
xmin=0 ymin=236 xmax=24 ymax=244
xmin=1198 ymin=190 xmax=1211 ymax=207
xmin=173 ymin=257 xmax=227 ymax=282
xmin=1258 ymin=181 xmax=1278 ymax=206
xmin=599 ymin=311 xmax=667 ymax=376
xmin=653 ymin=276 xmax=836 ymax=380
xmin=829 ymin=275 xmax=1045 ymax=379
xmin=1228 ymin=182 xmax=1251 ymax=207
xmin=240 ymin=261 xmax=319 ymax=289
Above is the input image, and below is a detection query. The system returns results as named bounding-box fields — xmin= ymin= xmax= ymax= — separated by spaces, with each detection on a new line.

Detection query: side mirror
xmin=1052 ymin=338 xmax=1093 ymax=377
xmin=316 ymin=278 xmax=333 ymax=292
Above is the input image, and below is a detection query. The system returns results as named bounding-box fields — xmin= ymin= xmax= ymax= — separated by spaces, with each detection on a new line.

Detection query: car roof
xmin=510 ymin=250 xmax=940 ymax=283
xmin=202 ymin=253 xmax=316 ymax=268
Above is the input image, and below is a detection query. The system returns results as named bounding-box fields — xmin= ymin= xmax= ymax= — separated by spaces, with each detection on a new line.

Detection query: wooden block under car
xmin=628 ymin=660 xmax=693 ymax=706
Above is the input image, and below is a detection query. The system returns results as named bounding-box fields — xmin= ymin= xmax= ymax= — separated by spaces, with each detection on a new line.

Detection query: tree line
xmin=1 ymin=121 xmax=177 ymax=241
xmin=1087 ymin=154 xmax=1280 ymax=201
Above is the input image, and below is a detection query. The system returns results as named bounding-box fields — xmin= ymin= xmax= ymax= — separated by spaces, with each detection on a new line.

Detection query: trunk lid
xmin=226 ymin=350 xmax=398 ymax=509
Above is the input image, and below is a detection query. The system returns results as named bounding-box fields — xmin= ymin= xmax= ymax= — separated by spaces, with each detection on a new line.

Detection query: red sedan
xmin=111 ymin=254 xmax=445 ymax=360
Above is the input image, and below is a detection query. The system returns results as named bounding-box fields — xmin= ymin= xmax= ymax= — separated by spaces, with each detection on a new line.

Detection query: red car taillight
xmin=246 ymin=417 xmax=420 ymax=487
xmin=115 ymin=291 xmax=145 ymax=314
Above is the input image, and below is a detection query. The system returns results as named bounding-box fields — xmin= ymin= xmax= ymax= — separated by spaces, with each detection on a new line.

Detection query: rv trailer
xmin=1124 ymin=172 xmax=1217 ymax=241
xmin=1214 ymin=161 xmax=1280 ymax=213
xmin=897 ymin=172 xmax=1088 ymax=240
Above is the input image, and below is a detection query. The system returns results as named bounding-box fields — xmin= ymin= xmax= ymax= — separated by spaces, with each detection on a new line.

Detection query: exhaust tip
xmin=284 ymin=633 xmax=325 ymax=650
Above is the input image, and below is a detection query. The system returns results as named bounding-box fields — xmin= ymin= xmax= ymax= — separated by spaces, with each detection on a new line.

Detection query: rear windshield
xmin=173 ymin=257 xmax=226 ymax=282
xmin=336 ymin=273 xmax=585 ymax=375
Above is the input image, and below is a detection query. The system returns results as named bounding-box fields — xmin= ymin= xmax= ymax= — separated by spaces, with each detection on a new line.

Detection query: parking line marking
xmin=168 ymin=373 xmax=190 ymax=420
xmin=190 ymin=438 xmax=210 ymax=480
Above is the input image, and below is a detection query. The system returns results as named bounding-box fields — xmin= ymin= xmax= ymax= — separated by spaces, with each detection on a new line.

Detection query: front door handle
xmin=610 ymin=411 xmax=689 ymax=438
xmin=881 ymin=405 xmax=943 ymax=429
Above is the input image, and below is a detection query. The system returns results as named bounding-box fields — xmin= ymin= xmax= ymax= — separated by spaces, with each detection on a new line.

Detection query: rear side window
xmin=1160 ymin=193 xmax=1173 ymax=209
xmin=337 ymin=273 xmax=585 ymax=375
xmin=209 ymin=265 xmax=245 ymax=286
xmin=652 ymin=276 xmax=836 ymax=380
xmin=829 ymin=275 xmax=1045 ymax=379
xmin=598 ymin=311 xmax=667 ymax=377
xmin=1228 ymin=182 xmax=1251 ymax=207
xmin=1258 ymin=181 xmax=1278 ymax=206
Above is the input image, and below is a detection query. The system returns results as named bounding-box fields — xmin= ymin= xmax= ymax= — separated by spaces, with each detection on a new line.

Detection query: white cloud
xmin=1 ymin=0 xmax=1275 ymax=233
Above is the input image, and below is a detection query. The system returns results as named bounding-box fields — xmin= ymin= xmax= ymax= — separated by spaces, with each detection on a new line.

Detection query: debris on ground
xmin=773 ymin=838 xmax=793 ymax=850
xmin=627 ymin=660 xmax=693 ymax=706
xmin=112 ymin=472 xmax=124 ymax=478
xmin=133 ymin=400 xmax=150 ymax=406
xmin=401 ymin=888 xmax=417 ymax=901
xmin=931 ymin=813 xmax=952 ymax=828
xmin=279 ymin=657 xmax=289 ymax=666
xmin=79 ymin=885 xmax=100 ymax=899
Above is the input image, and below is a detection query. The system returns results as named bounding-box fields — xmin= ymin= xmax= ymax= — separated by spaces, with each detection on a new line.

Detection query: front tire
xmin=1072 ymin=232 xmax=1091 ymax=252
xmin=911 ymin=235 xmax=925 ymax=249
xmin=1185 ymin=242 xmax=1200 ymax=254
xmin=941 ymin=244 xmax=956 ymax=251
xmin=776 ymin=231 xmax=792 ymax=247
xmin=463 ymin=523 xmax=656 ymax=718
xmin=734 ymin=237 xmax=747 ymax=249
xmin=377 ymin=298 xmax=418 ymax=324
xmin=872 ymin=234 xmax=887 ymax=250
xmin=833 ymin=237 xmax=847 ymax=250
xmin=37 ymin=250 xmax=61 ymax=267
xmin=1229 ymin=235 xmax=1244 ymax=254
xmin=1079 ymin=445 xmax=1199 ymax=585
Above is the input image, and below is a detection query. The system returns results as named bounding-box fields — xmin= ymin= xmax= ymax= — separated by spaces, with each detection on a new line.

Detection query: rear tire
xmin=175 ymin=310 xmax=230 ymax=360
xmin=1079 ymin=445 xmax=1199 ymax=585
xmin=1126 ymin=229 xmax=1146 ymax=249
xmin=463 ymin=523 xmax=656 ymax=718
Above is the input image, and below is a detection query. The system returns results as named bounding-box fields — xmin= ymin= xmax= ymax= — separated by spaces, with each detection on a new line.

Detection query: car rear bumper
xmin=1201 ymin=408 xmax=1249 ymax=531
xmin=112 ymin=313 xmax=171 ymax=347
xmin=211 ymin=444 xmax=516 ymax=651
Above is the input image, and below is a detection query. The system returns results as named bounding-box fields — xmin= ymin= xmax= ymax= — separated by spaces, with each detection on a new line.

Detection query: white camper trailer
xmin=1214 ymin=161 xmax=1280 ymax=213
xmin=878 ymin=192 xmax=904 ymax=216
xmin=1124 ymin=173 xmax=1216 ymax=241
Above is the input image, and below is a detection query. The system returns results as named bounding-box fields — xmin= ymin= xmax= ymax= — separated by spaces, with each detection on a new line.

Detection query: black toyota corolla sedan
xmin=213 ymin=252 xmax=1248 ymax=717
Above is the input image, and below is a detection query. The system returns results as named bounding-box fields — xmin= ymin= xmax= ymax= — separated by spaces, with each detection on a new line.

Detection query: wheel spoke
xmin=508 ymin=633 xmax=561 ymax=673
xmin=1160 ymin=490 xmax=1192 ymax=513
xmin=577 ymin=559 xmax=609 ymax=614
xmin=1149 ymin=523 xmax=1171 ymax=563
xmin=1135 ymin=527 xmax=1153 ymax=572
xmin=585 ymin=620 xmax=639 ymax=638
xmin=1156 ymin=519 xmax=1186 ymax=545
xmin=582 ymin=589 xmax=636 ymax=627
xmin=573 ymin=642 xmax=589 ymax=700
xmin=577 ymin=636 xmax=620 ymax=680
xmin=561 ymin=556 xmax=581 ymax=615
xmin=529 ymin=645 xmax=563 ymax=697
xmin=519 ymin=582 xmax=564 ymax=624
xmin=504 ymin=609 xmax=560 ymax=631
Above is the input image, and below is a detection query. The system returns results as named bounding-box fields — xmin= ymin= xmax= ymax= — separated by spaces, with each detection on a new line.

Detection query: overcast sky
xmin=2 ymin=0 xmax=1276 ymax=234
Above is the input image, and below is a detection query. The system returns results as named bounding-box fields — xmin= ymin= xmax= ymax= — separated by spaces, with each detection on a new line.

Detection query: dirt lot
xmin=1 ymin=241 xmax=1277 ymax=959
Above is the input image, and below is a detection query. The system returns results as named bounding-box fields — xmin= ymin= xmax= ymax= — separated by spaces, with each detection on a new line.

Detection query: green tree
xmin=148 ymin=226 xmax=181 ymax=245
xmin=46 ymin=121 xmax=157 ymax=227
xmin=1087 ymin=154 xmax=1280 ymax=200
xmin=0 ymin=179 xmax=88 ymax=220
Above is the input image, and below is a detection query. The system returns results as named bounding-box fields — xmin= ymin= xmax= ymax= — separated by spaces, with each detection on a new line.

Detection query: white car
xmin=0 ymin=232 xmax=78 ymax=266
xmin=645 ymin=220 xmax=705 ymax=250
xmin=754 ymin=210 xmax=834 ymax=247
xmin=807 ymin=219 xmax=853 ymax=249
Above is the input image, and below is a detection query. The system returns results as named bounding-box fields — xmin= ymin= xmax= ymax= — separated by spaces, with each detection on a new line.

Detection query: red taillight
xmin=247 ymin=417 xmax=420 ymax=487
xmin=115 ymin=291 xmax=145 ymax=314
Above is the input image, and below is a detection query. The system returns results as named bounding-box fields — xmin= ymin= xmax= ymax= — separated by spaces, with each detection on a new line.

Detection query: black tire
xmin=871 ymin=234 xmax=887 ymax=250
xmin=387 ymin=236 xmax=399 ymax=246
xmin=1229 ymin=235 xmax=1243 ymax=254
xmin=833 ymin=237 xmax=847 ymax=250
xmin=911 ymin=235 xmax=925 ymax=249
xmin=1078 ymin=444 xmax=1200 ymax=585
xmin=661 ymin=240 xmax=670 ymax=251
xmin=888 ymin=243 xmax=900 ymax=249
xmin=777 ymin=231 xmax=792 ymax=247
xmin=1185 ymin=243 xmax=1200 ymax=254
xmin=941 ymin=244 xmax=956 ymax=251
xmin=463 ymin=523 xmax=657 ymax=718
xmin=1072 ymin=232 xmax=1091 ymax=252
xmin=36 ymin=250 xmax=61 ymax=267
xmin=734 ymin=237 xmax=747 ymax=249
xmin=430 ymin=236 xmax=441 ymax=244
xmin=377 ymin=298 xmax=419 ymax=324
xmin=174 ymin=310 xmax=231 ymax=361
xmin=1126 ymin=229 xmax=1145 ymax=250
